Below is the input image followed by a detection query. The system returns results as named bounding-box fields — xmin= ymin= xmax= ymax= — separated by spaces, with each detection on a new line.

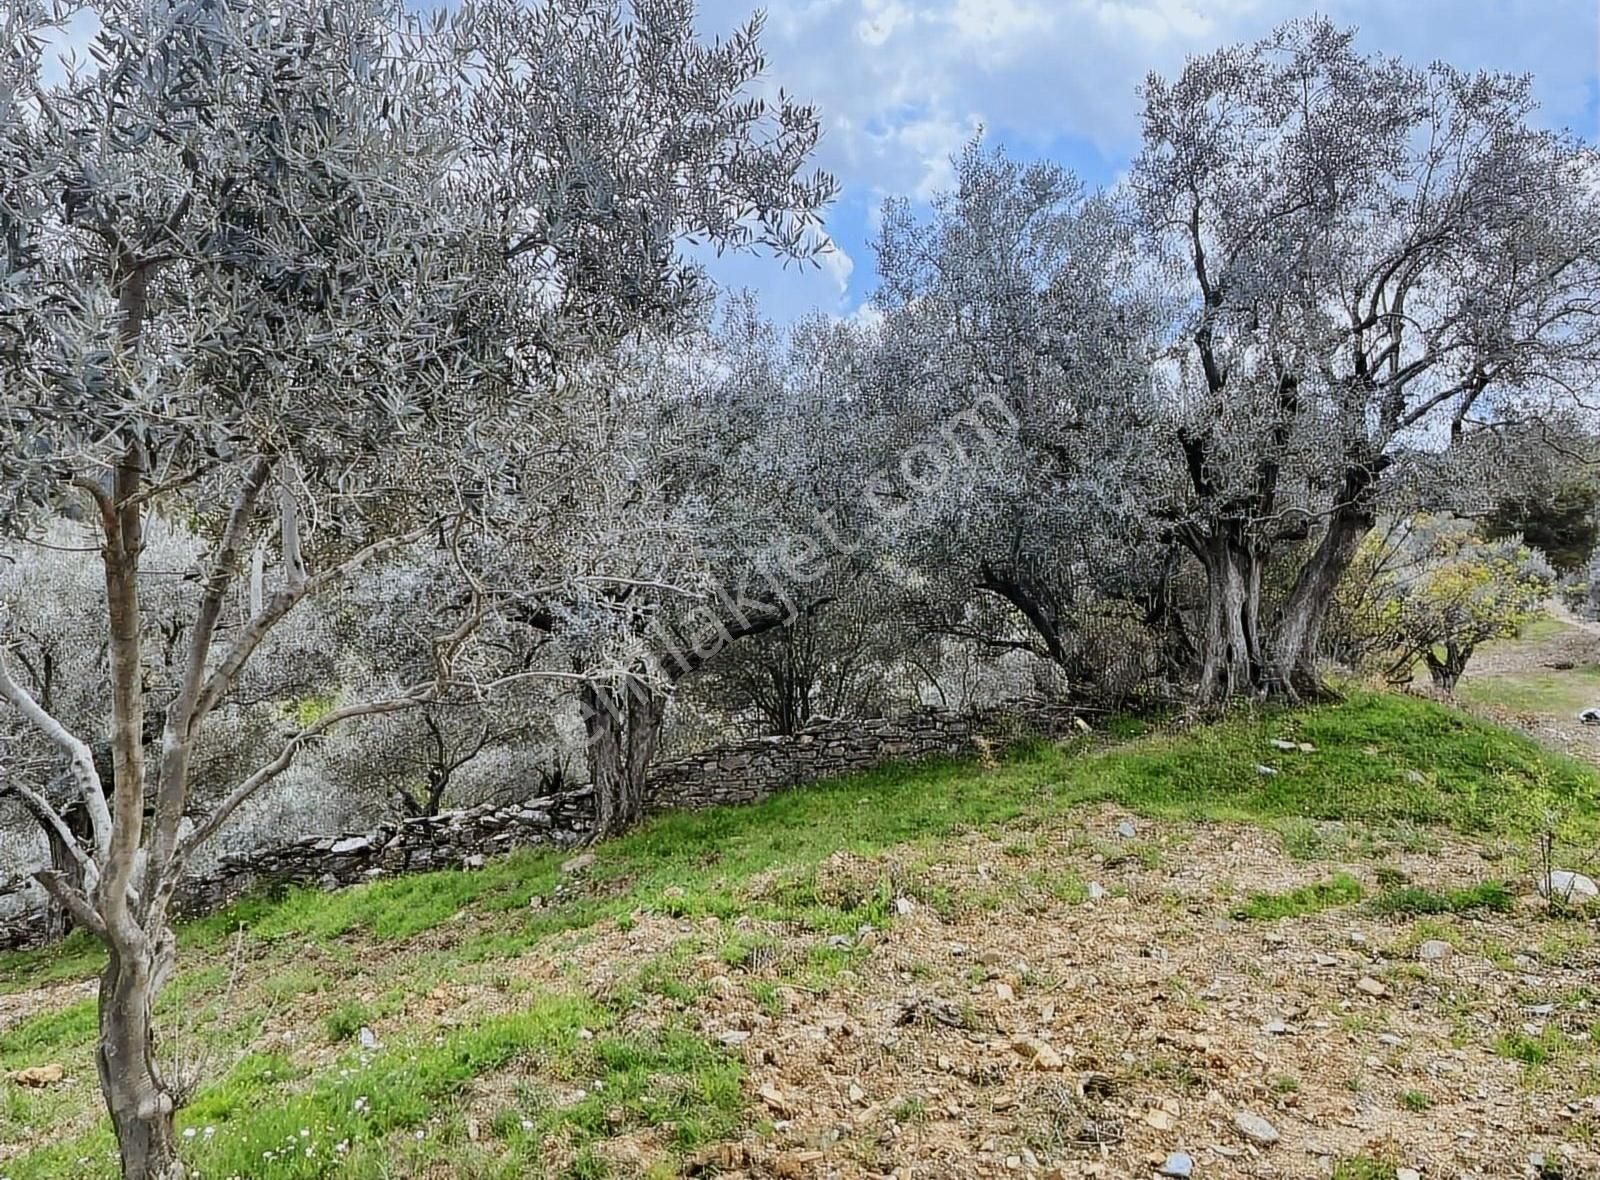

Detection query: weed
xmin=1370 ymin=882 xmax=1514 ymax=916
xmin=1231 ymin=873 xmax=1364 ymax=921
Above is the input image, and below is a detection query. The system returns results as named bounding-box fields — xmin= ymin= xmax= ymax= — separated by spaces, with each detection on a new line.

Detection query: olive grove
xmin=2 ymin=5 xmax=1599 ymax=1178
xmin=0 ymin=0 xmax=831 ymax=1172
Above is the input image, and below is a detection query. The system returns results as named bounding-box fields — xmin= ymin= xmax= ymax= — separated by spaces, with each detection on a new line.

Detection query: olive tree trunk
xmin=98 ymin=934 xmax=182 ymax=1180
xmin=582 ymin=675 xmax=666 ymax=839
xmin=1266 ymin=464 xmax=1382 ymax=699
xmin=1194 ymin=533 xmax=1263 ymax=707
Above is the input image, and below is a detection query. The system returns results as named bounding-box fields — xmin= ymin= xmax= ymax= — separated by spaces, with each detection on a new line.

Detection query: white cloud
xmin=857 ymin=0 xmax=915 ymax=45
xmin=946 ymin=0 xmax=1054 ymax=48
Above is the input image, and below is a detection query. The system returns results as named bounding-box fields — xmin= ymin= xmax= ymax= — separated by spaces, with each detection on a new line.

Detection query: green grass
xmin=3 ymin=690 xmax=1598 ymax=1178
xmin=1332 ymin=1158 xmax=1398 ymax=1180
xmin=1458 ymin=664 xmax=1600 ymax=715
xmin=0 ymin=998 xmax=98 ymax=1070
xmin=1230 ymin=872 xmax=1365 ymax=920
xmin=1369 ymin=881 xmax=1515 ymax=917
xmin=1496 ymin=1025 xmax=1569 ymax=1068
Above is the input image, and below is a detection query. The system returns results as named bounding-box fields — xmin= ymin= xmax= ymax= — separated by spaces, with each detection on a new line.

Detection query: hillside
xmin=4 ymin=692 xmax=1600 ymax=1180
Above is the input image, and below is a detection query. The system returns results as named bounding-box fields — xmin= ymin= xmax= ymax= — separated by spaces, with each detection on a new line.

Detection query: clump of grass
xmin=1369 ymin=881 xmax=1513 ymax=917
xmin=1496 ymin=1026 xmax=1567 ymax=1067
xmin=322 ymin=1001 xmax=371 ymax=1044
xmin=1230 ymin=873 xmax=1364 ymax=921
xmin=1398 ymin=1089 xmax=1431 ymax=1111
xmin=1333 ymin=1158 xmax=1398 ymax=1180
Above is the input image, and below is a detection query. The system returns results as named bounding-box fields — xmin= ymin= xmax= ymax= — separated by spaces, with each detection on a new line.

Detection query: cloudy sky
xmin=690 ymin=0 xmax=1600 ymax=322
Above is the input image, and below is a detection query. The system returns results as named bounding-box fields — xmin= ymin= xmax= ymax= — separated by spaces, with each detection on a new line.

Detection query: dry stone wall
xmin=1 ymin=702 xmax=1079 ymax=950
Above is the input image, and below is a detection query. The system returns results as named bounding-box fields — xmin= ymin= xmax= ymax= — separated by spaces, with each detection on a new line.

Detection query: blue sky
xmin=690 ymin=0 xmax=1600 ymax=323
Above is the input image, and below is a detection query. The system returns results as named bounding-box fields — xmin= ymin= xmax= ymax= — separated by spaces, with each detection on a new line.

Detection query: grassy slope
xmin=2 ymin=691 xmax=1596 ymax=1178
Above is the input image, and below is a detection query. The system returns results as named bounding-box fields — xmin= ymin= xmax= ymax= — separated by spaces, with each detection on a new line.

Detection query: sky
xmin=688 ymin=0 xmax=1600 ymax=323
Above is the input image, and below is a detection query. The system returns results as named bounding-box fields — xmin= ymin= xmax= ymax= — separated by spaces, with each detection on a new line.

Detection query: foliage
xmin=1329 ymin=516 xmax=1554 ymax=690
xmin=1486 ymin=482 xmax=1600 ymax=575
xmin=1230 ymin=873 xmax=1365 ymax=921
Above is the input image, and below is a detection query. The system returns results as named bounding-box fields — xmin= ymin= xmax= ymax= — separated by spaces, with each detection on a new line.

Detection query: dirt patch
xmin=444 ymin=808 xmax=1599 ymax=1178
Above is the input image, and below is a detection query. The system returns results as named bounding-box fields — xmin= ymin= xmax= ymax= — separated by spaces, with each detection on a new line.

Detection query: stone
xmin=759 ymin=1081 xmax=796 ymax=1116
xmin=1156 ymin=1151 xmax=1194 ymax=1178
xmin=1232 ymin=1111 xmax=1279 ymax=1146
xmin=1270 ymin=738 xmax=1298 ymax=751
xmin=1144 ymin=1108 xmax=1176 ymax=1131
xmin=1417 ymin=940 xmax=1452 ymax=962
xmin=1087 ymin=881 xmax=1108 ymax=901
xmin=11 ymin=1063 xmax=65 ymax=1087
xmin=717 ymin=1030 xmax=751 ymax=1046
xmin=894 ymin=896 xmax=916 ymax=916
xmin=1539 ymin=870 xmax=1599 ymax=904
xmin=330 ymin=835 xmax=371 ymax=854
xmin=1116 ymin=819 xmax=1138 ymax=839
xmin=1355 ymin=976 xmax=1388 ymax=998
xmin=561 ymin=852 xmax=597 ymax=875
xmin=775 ymin=1150 xmax=824 ymax=1178
xmin=994 ymin=981 xmax=1016 ymax=1002
xmin=1396 ymin=1170 xmax=1421 ymax=1180
xmin=1012 ymin=1036 xmax=1065 ymax=1070
xmin=1255 ymin=764 xmax=1279 ymax=777
xmin=358 ymin=1027 xmax=380 ymax=1050
xmin=1260 ymin=1019 xmax=1290 ymax=1036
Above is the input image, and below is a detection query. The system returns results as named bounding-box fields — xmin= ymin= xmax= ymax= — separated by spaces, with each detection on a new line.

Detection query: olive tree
xmin=867 ymin=141 xmax=1169 ymax=701
xmin=1 ymin=0 xmax=836 ymax=1170
xmin=1133 ymin=17 xmax=1600 ymax=703
xmin=451 ymin=0 xmax=835 ymax=838
xmin=0 ymin=1 xmax=513 ymax=1172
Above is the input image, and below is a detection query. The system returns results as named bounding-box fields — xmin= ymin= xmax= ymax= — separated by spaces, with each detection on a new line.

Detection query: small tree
xmin=1333 ymin=517 xmax=1554 ymax=692
xmin=0 ymin=2 xmax=505 ymax=1173
xmin=1486 ymin=482 xmax=1600 ymax=574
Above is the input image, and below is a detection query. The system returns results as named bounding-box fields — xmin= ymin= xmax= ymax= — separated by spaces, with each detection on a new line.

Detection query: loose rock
xmin=1539 ymin=870 xmax=1599 ymax=904
xmin=561 ymin=851 xmax=597 ymax=875
xmin=11 ymin=1063 xmax=65 ymax=1088
xmin=1232 ymin=1110 xmax=1279 ymax=1146
xmin=1156 ymin=1151 xmax=1194 ymax=1178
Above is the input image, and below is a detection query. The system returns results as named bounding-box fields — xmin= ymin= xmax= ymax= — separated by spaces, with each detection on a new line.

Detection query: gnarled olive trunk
xmin=583 ymin=676 xmax=666 ymax=839
xmin=1424 ymin=642 xmax=1472 ymax=694
xmin=1194 ymin=534 xmax=1262 ymax=706
xmin=1266 ymin=464 xmax=1383 ymax=699
xmin=98 ymin=932 xmax=181 ymax=1180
